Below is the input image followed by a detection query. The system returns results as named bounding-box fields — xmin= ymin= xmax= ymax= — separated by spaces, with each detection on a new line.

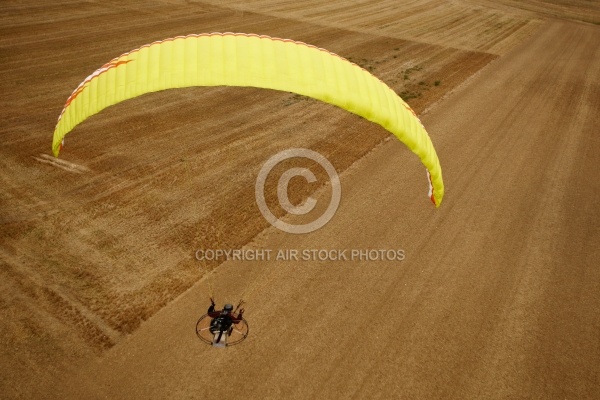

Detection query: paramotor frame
xmin=196 ymin=313 xmax=249 ymax=347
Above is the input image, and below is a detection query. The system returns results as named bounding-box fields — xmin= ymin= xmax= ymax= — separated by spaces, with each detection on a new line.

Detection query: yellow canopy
xmin=52 ymin=33 xmax=444 ymax=206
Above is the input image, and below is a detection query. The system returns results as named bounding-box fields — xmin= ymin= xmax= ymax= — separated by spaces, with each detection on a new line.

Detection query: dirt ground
xmin=1 ymin=1 xmax=599 ymax=399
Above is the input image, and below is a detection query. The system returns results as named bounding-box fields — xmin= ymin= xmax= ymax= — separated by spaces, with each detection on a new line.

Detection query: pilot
xmin=207 ymin=300 xmax=244 ymax=334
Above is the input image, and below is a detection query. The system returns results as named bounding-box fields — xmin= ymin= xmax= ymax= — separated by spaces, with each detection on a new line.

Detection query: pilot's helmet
xmin=223 ymin=303 xmax=234 ymax=313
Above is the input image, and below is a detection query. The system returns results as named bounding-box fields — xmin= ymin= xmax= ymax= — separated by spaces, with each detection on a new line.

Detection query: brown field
xmin=1 ymin=1 xmax=599 ymax=399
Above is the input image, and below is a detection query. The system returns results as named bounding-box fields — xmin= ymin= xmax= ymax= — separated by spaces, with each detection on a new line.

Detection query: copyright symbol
xmin=255 ymin=148 xmax=341 ymax=234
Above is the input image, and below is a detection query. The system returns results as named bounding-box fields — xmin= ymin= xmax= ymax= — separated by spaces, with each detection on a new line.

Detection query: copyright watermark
xmin=255 ymin=148 xmax=341 ymax=234
xmin=195 ymin=248 xmax=405 ymax=262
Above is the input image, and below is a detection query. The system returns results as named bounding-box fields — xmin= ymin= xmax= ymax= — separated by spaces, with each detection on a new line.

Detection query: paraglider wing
xmin=52 ymin=33 xmax=444 ymax=206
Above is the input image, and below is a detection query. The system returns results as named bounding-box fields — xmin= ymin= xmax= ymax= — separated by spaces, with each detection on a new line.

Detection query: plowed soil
xmin=1 ymin=1 xmax=598 ymax=399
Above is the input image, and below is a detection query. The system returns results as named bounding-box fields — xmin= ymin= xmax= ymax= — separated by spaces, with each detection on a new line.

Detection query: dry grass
xmin=3 ymin=0 xmax=594 ymax=396
xmin=0 ymin=1 xmax=500 ymax=352
xmin=469 ymin=0 xmax=600 ymax=25
xmin=198 ymin=0 xmax=546 ymax=54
